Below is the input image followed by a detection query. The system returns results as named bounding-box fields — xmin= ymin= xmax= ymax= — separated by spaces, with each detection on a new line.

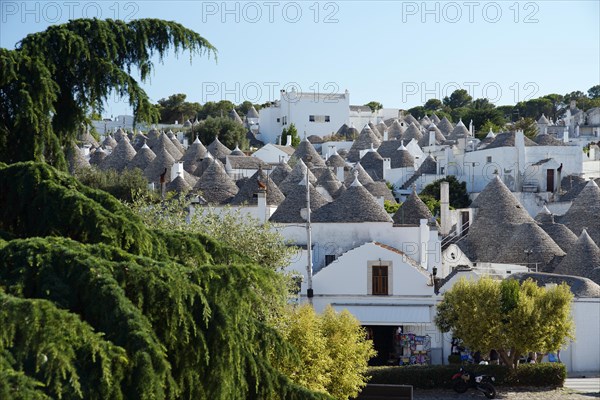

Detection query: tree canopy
xmin=364 ymin=101 xmax=383 ymax=113
xmin=0 ymin=162 xmax=332 ymax=399
xmin=281 ymin=123 xmax=301 ymax=147
xmin=157 ymin=93 xmax=202 ymax=124
xmin=193 ymin=116 xmax=248 ymax=150
xmin=0 ymin=19 xmax=216 ymax=170
xmin=420 ymin=176 xmax=471 ymax=212
xmin=435 ymin=277 xmax=574 ymax=369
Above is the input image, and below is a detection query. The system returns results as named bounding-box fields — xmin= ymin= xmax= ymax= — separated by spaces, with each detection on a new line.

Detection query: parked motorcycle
xmin=451 ymin=367 xmax=496 ymax=399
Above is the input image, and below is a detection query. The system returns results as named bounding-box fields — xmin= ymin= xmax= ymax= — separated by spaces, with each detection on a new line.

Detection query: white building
xmin=258 ymin=88 xmax=350 ymax=144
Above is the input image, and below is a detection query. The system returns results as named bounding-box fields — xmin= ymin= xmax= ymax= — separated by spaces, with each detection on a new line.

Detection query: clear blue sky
xmin=2 ymin=1 xmax=599 ymax=118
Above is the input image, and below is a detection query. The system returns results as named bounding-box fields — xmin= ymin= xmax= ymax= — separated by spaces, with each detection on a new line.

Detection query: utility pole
xmin=305 ymin=156 xmax=314 ymax=304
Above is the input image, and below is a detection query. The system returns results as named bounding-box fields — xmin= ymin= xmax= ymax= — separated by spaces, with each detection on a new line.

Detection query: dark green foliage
xmin=0 ymin=19 xmax=216 ymax=169
xmin=75 ymin=167 xmax=151 ymax=202
xmin=156 ymin=93 xmax=202 ymax=124
xmin=0 ymin=162 xmax=332 ymax=399
xmin=420 ymin=176 xmax=471 ymax=211
xmin=193 ymin=116 xmax=248 ymax=150
xmin=368 ymin=363 xmax=566 ymax=388
xmin=281 ymin=124 xmax=300 ymax=147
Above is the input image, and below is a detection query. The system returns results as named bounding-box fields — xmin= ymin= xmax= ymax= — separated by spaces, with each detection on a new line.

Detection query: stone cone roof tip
xmin=494 ymin=222 xmax=566 ymax=267
xmin=554 ymin=229 xmax=600 ymax=281
xmin=292 ymin=139 xmax=326 ymax=167
xmin=560 ymin=179 xmax=600 ymax=244
xmin=312 ymin=181 xmax=392 ymax=223
xmin=193 ymin=158 xmax=239 ymax=204
xmin=230 ymin=168 xmax=285 ymax=206
xmin=268 ymin=183 xmax=328 ymax=224
xmin=392 ymin=188 xmax=432 ymax=225
xmin=278 ymin=159 xmax=317 ymax=194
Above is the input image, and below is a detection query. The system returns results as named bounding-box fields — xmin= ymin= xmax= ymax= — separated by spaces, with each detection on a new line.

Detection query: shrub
xmin=367 ymin=363 xmax=566 ymax=388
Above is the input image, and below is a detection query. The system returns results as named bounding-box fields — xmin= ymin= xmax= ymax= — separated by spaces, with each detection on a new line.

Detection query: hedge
xmin=368 ymin=363 xmax=566 ymax=388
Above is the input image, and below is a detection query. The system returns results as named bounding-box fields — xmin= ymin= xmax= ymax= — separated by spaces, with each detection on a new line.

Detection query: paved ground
xmin=410 ymin=375 xmax=600 ymax=399
xmin=412 ymin=386 xmax=599 ymax=399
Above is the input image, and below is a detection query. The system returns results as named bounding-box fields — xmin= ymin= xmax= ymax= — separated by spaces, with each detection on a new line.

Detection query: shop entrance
xmin=366 ymin=325 xmax=432 ymax=366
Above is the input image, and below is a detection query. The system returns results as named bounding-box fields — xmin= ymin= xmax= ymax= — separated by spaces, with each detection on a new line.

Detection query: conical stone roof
xmin=368 ymin=121 xmax=382 ymax=139
xmin=447 ymin=119 xmax=470 ymax=141
xmin=78 ymin=130 xmax=99 ymax=147
xmin=89 ymin=147 xmax=107 ymax=166
xmin=152 ymin=132 xmax=183 ymax=161
xmin=292 ymin=139 xmax=326 ymax=167
xmin=102 ymin=135 xmax=118 ymax=150
xmin=193 ymin=159 xmax=238 ymax=204
xmin=392 ymin=189 xmax=432 ymax=225
xmin=560 ymin=180 xmax=600 ymax=244
xmin=344 ymin=163 xmax=374 ymax=186
xmin=181 ymin=137 xmax=209 ymax=173
xmin=269 ymin=181 xmax=328 ymax=223
xmin=229 ymin=109 xmax=244 ymax=125
xmin=534 ymin=134 xmax=566 ymax=146
xmin=402 ymin=114 xmax=418 ymax=126
xmin=315 ymin=168 xmax=344 ymax=199
xmin=347 ymin=125 xmax=381 ymax=162
xmin=128 ymin=143 xmax=156 ymax=171
xmin=554 ymin=230 xmax=600 ymax=281
xmin=230 ymin=168 xmax=285 ymax=206
xmin=389 ymin=141 xmax=414 ymax=168
xmin=419 ymin=123 xmax=446 ymax=147
xmin=165 ymin=175 xmax=192 ymax=194
xmin=326 ymin=152 xmax=346 ymax=168
xmin=269 ymin=162 xmax=292 ymax=186
xmin=247 ymin=106 xmax=260 ymax=119
xmin=431 ymin=114 xmax=441 ymax=124
xmin=230 ymin=145 xmax=245 ymax=156
xmin=360 ymin=148 xmax=384 ymax=180
xmin=312 ymin=176 xmax=392 ymax=223
xmin=278 ymin=160 xmax=317 ymax=195
xmin=459 ymin=176 xmax=537 ymax=262
xmin=376 ymin=121 xmax=388 ymax=137
xmin=402 ymin=122 xmax=424 ymax=143
xmin=388 ymin=119 xmax=407 ymax=140
xmin=207 ymin=137 xmax=232 ymax=160
xmin=494 ymin=222 xmax=566 ymax=267
xmin=66 ymin=144 xmax=90 ymax=174
xmin=436 ymin=117 xmax=454 ymax=136
xmin=364 ymin=181 xmax=396 ymax=203
xmin=101 ymin=137 xmax=137 ymax=172
xmin=144 ymin=147 xmax=175 ymax=183
xmin=168 ymin=132 xmax=186 ymax=154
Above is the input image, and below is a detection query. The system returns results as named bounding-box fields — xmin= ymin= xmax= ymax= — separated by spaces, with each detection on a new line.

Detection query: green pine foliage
xmin=0 ymin=19 xmax=216 ymax=169
xmin=0 ymin=162 xmax=332 ymax=400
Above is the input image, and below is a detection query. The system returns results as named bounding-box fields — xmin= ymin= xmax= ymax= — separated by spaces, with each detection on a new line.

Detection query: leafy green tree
xmin=196 ymin=100 xmax=236 ymax=120
xmin=365 ymin=101 xmax=383 ymax=113
xmin=510 ymin=117 xmax=538 ymax=138
xmin=157 ymin=93 xmax=202 ymax=124
xmin=0 ymin=162 xmax=330 ymax=400
xmin=281 ymin=123 xmax=301 ymax=147
xmin=479 ymin=120 xmax=504 ymax=136
xmin=588 ymin=85 xmax=600 ymax=99
xmin=461 ymin=108 xmax=507 ymax=137
xmin=443 ymin=89 xmax=473 ymax=109
xmin=195 ymin=116 xmax=248 ymax=149
xmin=406 ymin=106 xmax=426 ymax=119
xmin=235 ymin=100 xmax=261 ymax=117
xmin=384 ymin=200 xmax=400 ymax=214
xmin=75 ymin=167 xmax=151 ymax=202
xmin=542 ymin=94 xmax=566 ymax=121
xmin=276 ymin=304 xmax=376 ymax=400
xmin=420 ymin=176 xmax=470 ymax=210
xmin=0 ymin=19 xmax=216 ymax=170
xmin=435 ymin=277 xmax=574 ymax=370
xmin=424 ymin=98 xmax=443 ymax=112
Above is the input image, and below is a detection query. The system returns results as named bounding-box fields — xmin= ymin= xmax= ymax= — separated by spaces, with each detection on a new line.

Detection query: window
xmin=372 ymin=265 xmax=388 ymax=295
xmin=325 ymin=255 xmax=337 ymax=266
xmin=487 ymin=156 xmax=492 ymax=163
xmin=276 ymin=118 xmax=280 ymax=123
xmin=308 ymin=115 xmax=330 ymax=123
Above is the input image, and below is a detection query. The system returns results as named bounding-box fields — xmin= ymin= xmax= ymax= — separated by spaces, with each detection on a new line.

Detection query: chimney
xmin=429 ymin=130 xmax=436 ymax=147
xmin=419 ymin=219 xmax=428 ymax=269
xmin=376 ymin=196 xmax=385 ymax=208
xmin=440 ymin=181 xmax=451 ymax=235
xmin=171 ymin=162 xmax=185 ymax=181
xmin=383 ymin=129 xmax=389 ymax=141
xmin=287 ymin=134 xmax=292 ymax=146
xmin=563 ymin=129 xmax=569 ymax=143
xmin=336 ymin=166 xmax=345 ymax=182
xmin=382 ymin=158 xmax=391 ymax=180
xmin=257 ymin=190 xmax=267 ymax=223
